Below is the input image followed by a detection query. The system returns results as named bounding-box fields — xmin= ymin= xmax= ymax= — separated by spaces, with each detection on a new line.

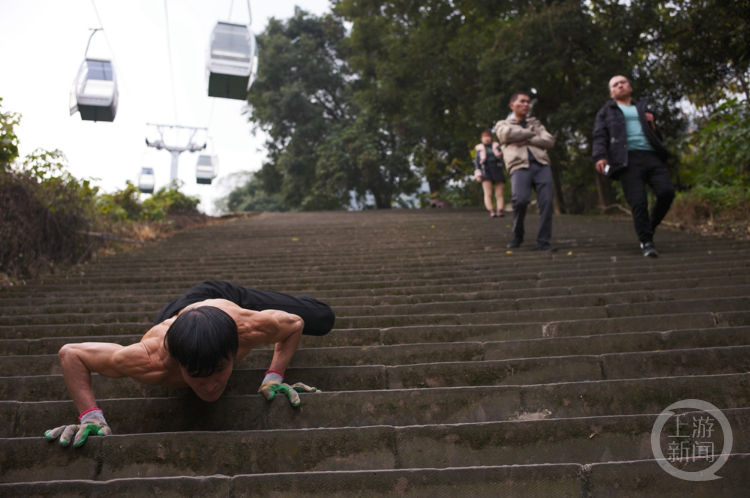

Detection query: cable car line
xmin=163 ymin=0 xmax=179 ymax=125
xmin=89 ymin=0 xmax=128 ymax=99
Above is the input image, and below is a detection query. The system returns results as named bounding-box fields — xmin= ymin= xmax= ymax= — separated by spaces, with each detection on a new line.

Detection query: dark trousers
xmin=154 ymin=280 xmax=336 ymax=336
xmin=615 ymin=151 xmax=676 ymax=243
xmin=510 ymin=161 xmax=555 ymax=246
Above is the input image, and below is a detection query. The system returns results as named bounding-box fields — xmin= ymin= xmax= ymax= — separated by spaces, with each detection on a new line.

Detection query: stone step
xmin=3 ymin=345 xmax=749 ymax=402
xmin=4 ymin=373 xmax=749 ymax=437
xmin=23 ymin=254 xmax=750 ymax=288
xmin=45 ymin=248 xmax=750 ymax=277
xmin=1 ymin=408 xmax=746 ymax=483
xmin=5 ymin=272 xmax=749 ymax=306
xmin=2 ymin=455 xmax=749 ymax=497
xmin=7 ymin=264 xmax=750 ymax=297
xmin=5 ymin=296 xmax=748 ymax=330
xmin=4 ymin=277 xmax=750 ymax=313
xmin=3 ymin=326 xmax=748 ymax=373
xmin=2 ymin=308 xmax=747 ymax=346
xmin=4 ymin=284 xmax=749 ymax=321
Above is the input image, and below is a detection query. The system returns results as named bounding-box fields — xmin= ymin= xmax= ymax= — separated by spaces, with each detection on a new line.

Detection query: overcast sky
xmin=0 ymin=0 xmax=332 ymax=214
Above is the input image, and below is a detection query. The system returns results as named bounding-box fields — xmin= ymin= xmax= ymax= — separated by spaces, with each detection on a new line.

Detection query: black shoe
xmin=641 ymin=241 xmax=659 ymax=258
xmin=507 ymin=238 xmax=523 ymax=249
xmin=536 ymin=243 xmax=558 ymax=252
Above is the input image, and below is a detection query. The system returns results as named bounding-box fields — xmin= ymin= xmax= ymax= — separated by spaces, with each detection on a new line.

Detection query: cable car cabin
xmin=69 ymin=59 xmax=118 ymax=122
xmin=138 ymin=167 xmax=155 ymax=194
xmin=207 ymin=22 xmax=257 ymax=100
xmin=196 ymin=155 xmax=216 ymax=185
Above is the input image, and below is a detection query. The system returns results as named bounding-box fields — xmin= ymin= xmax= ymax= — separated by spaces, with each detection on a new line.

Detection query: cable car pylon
xmin=145 ymin=124 xmax=207 ymax=187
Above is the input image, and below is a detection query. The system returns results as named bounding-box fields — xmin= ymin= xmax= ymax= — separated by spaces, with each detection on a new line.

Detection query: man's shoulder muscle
xmin=114 ymin=339 xmax=178 ymax=386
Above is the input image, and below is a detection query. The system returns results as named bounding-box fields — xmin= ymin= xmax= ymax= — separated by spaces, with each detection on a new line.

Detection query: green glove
xmin=259 ymin=381 xmax=321 ymax=407
xmin=45 ymin=409 xmax=112 ymax=447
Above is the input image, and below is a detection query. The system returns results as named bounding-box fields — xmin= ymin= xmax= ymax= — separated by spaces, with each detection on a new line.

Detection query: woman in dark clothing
xmin=474 ymin=129 xmax=506 ymax=217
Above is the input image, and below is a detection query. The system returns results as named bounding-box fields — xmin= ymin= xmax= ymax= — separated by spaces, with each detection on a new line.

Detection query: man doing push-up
xmin=45 ymin=280 xmax=336 ymax=447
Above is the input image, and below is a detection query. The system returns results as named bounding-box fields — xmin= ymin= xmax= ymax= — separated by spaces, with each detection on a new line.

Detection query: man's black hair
xmin=481 ymin=128 xmax=493 ymax=136
xmin=509 ymin=92 xmax=531 ymax=104
xmin=165 ymin=306 xmax=238 ymax=378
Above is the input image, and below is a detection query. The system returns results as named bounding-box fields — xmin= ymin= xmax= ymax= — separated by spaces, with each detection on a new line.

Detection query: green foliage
xmin=678 ymin=100 xmax=750 ymax=188
xmin=97 ymin=182 xmax=144 ymax=221
xmin=0 ymin=98 xmax=20 ymax=171
xmin=1 ymin=147 xmax=98 ymax=278
xmin=223 ymin=173 xmax=286 ymax=213
xmin=98 ymin=182 xmax=200 ymax=221
xmin=316 ymin=111 xmax=419 ymax=209
xmin=419 ymin=179 xmax=484 ymax=209
xmin=229 ymin=1 xmax=743 ymax=214
xmin=650 ymin=0 xmax=750 ymax=106
xmin=246 ymin=9 xmax=351 ymax=210
xmin=18 ymin=149 xmax=99 ymax=216
xmin=145 ymin=184 xmax=200 ymax=215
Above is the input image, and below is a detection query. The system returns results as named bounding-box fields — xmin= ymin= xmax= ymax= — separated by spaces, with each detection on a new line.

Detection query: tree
xmin=316 ymin=110 xmax=420 ymax=208
xmin=650 ymin=0 xmax=750 ymax=107
xmin=246 ymin=8 xmax=350 ymax=210
xmin=0 ymin=98 xmax=20 ymax=171
xmin=334 ymin=0 xmax=494 ymax=197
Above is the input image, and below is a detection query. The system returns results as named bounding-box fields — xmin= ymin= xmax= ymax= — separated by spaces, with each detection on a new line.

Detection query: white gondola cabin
xmin=70 ymin=29 xmax=118 ymax=122
xmin=69 ymin=58 xmax=118 ymax=122
xmin=138 ymin=167 xmax=155 ymax=194
xmin=206 ymin=22 xmax=258 ymax=100
xmin=196 ymin=155 xmax=217 ymax=185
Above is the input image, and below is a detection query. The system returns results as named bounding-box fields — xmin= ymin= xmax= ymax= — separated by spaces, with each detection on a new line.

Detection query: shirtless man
xmin=45 ymin=280 xmax=336 ymax=447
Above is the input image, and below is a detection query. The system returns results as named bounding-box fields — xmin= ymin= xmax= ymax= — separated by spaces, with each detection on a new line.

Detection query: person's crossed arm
xmin=495 ymin=121 xmax=536 ymax=146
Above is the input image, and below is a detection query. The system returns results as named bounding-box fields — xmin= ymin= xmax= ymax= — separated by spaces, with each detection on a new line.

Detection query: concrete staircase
xmin=1 ymin=210 xmax=748 ymax=496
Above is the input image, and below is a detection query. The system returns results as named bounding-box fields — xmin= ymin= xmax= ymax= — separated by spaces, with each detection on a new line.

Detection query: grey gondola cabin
xmin=206 ymin=22 xmax=258 ymax=100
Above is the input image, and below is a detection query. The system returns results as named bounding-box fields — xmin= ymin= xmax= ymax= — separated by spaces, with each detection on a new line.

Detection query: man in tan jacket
xmin=493 ymin=92 xmax=557 ymax=251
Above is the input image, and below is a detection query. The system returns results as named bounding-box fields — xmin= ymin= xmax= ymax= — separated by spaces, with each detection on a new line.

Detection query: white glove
xmin=45 ymin=408 xmax=112 ymax=447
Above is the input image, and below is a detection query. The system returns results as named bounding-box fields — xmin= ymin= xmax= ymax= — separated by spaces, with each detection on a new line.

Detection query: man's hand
xmin=45 ymin=408 xmax=111 ymax=447
xmin=645 ymin=112 xmax=655 ymax=130
xmin=595 ymin=159 xmax=608 ymax=174
xmin=259 ymin=380 xmax=321 ymax=407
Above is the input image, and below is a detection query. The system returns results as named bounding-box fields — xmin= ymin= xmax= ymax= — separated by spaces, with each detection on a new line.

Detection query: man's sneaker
xmin=507 ymin=238 xmax=523 ymax=248
xmin=536 ymin=243 xmax=558 ymax=252
xmin=641 ymin=241 xmax=659 ymax=258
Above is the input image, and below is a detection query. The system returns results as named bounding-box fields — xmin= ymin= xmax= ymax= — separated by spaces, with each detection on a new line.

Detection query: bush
xmin=144 ymin=184 xmax=200 ymax=216
xmin=0 ymin=149 xmax=98 ymax=278
xmin=678 ymin=99 xmax=750 ymax=188
xmin=670 ymin=185 xmax=750 ymax=224
xmin=98 ymin=182 xmax=200 ymax=222
xmin=0 ymin=99 xmax=206 ymax=280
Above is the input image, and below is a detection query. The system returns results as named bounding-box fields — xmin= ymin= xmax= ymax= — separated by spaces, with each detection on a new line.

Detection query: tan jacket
xmin=493 ymin=117 xmax=555 ymax=174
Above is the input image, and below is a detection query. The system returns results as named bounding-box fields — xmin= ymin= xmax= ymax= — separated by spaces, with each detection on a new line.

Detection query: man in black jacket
xmin=592 ymin=75 xmax=675 ymax=257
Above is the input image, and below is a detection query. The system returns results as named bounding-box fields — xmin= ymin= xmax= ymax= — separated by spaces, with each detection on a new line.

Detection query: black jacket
xmin=592 ymin=98 xmax=670 ymax=176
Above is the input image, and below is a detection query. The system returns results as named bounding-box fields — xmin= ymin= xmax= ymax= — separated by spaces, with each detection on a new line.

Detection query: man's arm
xmin=58 ymin=341 xmax=165 ymax=413
xmin=244 ymin=309 xmax=304 ymax=376
xmin=526 ymin=123 xmax=555 ymax=150
xmin=495 ymin=121 xmax=536 ymax=145
xmin=592 ymin=107 xmax=610 ymax=164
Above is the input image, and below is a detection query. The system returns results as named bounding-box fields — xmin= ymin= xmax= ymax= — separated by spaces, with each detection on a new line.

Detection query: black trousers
xmin=154 ymin=280 xmax=336 ymax=336
xmin=615 ymin=151 xmax=675 ymax=243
